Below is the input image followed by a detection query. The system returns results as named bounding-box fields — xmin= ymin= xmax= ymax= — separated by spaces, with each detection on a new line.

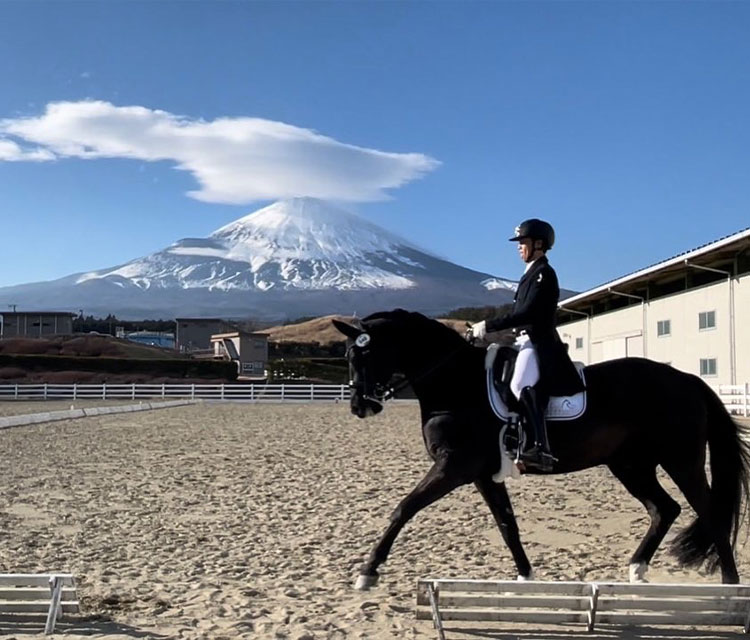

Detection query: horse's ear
xmin=332 ymin=318 xmax=361 ymax=340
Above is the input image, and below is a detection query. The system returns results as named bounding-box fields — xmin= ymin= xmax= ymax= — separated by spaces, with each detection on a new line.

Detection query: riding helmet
xmin=509 ymin=218 xmax=555 ymax=250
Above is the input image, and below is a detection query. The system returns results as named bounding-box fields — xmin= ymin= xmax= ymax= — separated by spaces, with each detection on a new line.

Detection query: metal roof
xmin=559 ymin=227 xmax=750 ymax=310
xmin=210 ymin=331 xmax=268 ymax=339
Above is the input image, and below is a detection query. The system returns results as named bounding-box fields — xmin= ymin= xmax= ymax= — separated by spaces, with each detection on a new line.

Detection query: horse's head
xmin=332 ymin=311 xmax=412 ymax=418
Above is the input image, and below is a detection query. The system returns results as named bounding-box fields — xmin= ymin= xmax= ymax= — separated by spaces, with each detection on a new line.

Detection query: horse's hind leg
xmin=355 ymin=459 xmax=464 ymax=590
xmin=662 ymin=463 xmax=740 ymax=584
xmin=474 ymin=477 xmax=533 ymax=579
xmin=608 ymin=462 xmax=681 ymax=582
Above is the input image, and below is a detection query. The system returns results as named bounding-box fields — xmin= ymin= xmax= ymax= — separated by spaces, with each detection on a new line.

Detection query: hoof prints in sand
xmin=0 ymin=403 xmax=747 ymax=639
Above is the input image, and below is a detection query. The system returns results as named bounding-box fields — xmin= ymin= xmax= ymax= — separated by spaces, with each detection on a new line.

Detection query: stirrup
xmin=520 ymin=447 xmax=556 ymax=472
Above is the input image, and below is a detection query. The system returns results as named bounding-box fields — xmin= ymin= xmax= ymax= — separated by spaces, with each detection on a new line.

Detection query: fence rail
xmin=0 ymin=383 xmax=350 ymax=403
xmin=714 ymin=383 xmax=750 ymax=418
xmin=0 ymin=383 xmax=746 ymax=414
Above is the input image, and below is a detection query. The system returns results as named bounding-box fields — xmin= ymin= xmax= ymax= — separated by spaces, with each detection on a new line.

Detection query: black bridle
xmin=346 ymin=331 xmax=465 ymax=407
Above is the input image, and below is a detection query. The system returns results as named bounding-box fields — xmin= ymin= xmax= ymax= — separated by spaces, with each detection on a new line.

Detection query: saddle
xmin=485 ymin=343 xmax=587 ymax=423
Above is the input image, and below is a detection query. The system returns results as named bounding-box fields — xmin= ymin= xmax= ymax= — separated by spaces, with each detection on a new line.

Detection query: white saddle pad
xmin=485 ymin=344 xmax=587 ymax=422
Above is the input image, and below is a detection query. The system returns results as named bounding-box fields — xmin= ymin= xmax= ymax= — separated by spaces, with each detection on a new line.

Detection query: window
xmin=657 ymin=320 xmax=671 ymax=336
xmin=575 ymin=337 xmax=583 ymax=350
xmin=699 ymin=310 xmax=716 ymax=330
xmin=700 ymin=358 xmax=717 ymax=377
xmin=242 ymin=361 xmax=265 ymax=374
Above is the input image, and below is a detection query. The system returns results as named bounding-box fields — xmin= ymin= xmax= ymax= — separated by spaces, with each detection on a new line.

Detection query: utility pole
xmin=8 ymin=304 xmax=16 ymax=312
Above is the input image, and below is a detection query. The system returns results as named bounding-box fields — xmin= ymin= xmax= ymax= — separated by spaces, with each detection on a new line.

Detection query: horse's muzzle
xmin=351 ymin=394 xmax=384 ymax=418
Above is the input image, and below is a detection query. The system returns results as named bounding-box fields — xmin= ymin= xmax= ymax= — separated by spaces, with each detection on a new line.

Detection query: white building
xmin=557 ymin=228 xmax=750 ymax=386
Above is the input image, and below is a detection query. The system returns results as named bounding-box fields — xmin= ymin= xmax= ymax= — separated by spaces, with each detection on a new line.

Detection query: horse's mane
xmin=361 ymin=309 xmax=469 ymax=349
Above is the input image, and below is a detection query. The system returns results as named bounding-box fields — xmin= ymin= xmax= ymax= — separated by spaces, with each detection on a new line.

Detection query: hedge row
xmin=268 ymin=357 xmax=348 ymax=383
xmin=0 ymin=354 xmax=237 ymax=380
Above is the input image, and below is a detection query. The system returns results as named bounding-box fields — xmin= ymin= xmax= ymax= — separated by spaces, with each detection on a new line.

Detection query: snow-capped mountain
xmin=76 ymin=198 xmax=447 ymax=293
xmin=0 ymin=198 xmax=521 ymax=320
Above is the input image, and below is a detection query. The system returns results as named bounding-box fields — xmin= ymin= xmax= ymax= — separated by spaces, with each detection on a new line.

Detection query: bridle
xmin=346 ymin=333 xmax=394 ymax=408
xmin=346 ymin=330 xmax=466 ymax=407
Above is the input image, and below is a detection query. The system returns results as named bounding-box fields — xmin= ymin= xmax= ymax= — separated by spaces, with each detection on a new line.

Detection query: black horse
xmin=333 ymin=309 xmax=750 ymax=589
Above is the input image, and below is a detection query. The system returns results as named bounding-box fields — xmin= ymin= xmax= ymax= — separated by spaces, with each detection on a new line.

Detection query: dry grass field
xmin=1 ymin=403 xmax=748 ymax=639
xmin=261 ymin=315 xmax=470 ymax=345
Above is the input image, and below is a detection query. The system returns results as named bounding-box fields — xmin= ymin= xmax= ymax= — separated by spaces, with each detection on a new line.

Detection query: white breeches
xmin=510 ymin=339 xmax=540 ymax=400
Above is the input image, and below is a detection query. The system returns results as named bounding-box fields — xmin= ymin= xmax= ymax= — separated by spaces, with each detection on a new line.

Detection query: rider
xmin=470 ymin=219 xmax=584 ymax=472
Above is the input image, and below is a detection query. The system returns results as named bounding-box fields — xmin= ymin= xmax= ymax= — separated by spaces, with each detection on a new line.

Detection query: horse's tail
xmin=671 ymin=382 xmax=750 ymax=570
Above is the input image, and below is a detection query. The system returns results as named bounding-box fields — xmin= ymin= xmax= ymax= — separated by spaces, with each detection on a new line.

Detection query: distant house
xmin=0 ymin=311 xmax=77 ymax=338
xmin=175 ymin=317 xmax=229 ymax=352
xmin=210 ymin=331 xmax=268 ymax=378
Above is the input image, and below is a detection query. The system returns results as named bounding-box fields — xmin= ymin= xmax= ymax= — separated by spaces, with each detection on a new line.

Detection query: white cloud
xmin=0 ymin=100 xmax=440 ymax=203
xmin=0 ymin=138 xmax=55 ymax=161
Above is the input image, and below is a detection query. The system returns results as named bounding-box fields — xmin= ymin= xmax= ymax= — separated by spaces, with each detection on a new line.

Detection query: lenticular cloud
xmin=0 ymin=100 xmax=439 ymax=204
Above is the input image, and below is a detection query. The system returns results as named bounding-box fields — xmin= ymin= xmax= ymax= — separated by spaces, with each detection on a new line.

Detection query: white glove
xmin=470 ymin=320 xmax=487 ymax=340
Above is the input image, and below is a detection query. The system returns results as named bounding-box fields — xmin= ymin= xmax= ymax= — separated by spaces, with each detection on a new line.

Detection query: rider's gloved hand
xmin=470 ymin=321 xmax=487 ymax=340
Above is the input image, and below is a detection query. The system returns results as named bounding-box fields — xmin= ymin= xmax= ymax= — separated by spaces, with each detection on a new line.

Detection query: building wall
xmin=647 ymin=280 xmax=731 ymax=380
xmin=237 ymin=334 xmax=267 ymax=376
xmin=559 ymin=272 xmax=748 ymax=385
xmin=175 ymin=319 xmax=225 ymax=351
xmin=239 ymin=334 xmax=268 ymax=363
xmin=0 ymin=313 xmax=74 ymax=338
xmin=732 ymin=274 xmax=750 ymax=384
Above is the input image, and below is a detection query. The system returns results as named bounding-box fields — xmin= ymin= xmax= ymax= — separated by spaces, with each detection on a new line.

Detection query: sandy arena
xmin=1 ymin=402 xmax=749 ymax=639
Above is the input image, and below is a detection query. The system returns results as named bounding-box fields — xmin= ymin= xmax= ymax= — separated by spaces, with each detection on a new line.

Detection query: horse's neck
xmin=407 ymin=346 xmax=483 ymax=410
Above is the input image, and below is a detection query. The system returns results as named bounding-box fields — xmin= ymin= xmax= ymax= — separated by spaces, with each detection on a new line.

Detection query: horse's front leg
xmin=355 ymin=459 xmax=464 ymax=590
xmin=474 ymin=476 xmax=534 ymax=579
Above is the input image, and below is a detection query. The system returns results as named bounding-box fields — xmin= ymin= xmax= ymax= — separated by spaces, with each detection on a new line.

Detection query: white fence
xmin=0 ymin=382 xmax=746 ymax=414
xmin=0 ymin=383 xmax=350 ymax=403
xmin=714 ymin=383 xmax=750 ymax=418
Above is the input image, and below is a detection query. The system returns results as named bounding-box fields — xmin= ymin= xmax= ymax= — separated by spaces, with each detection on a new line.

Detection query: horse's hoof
xmin=355 ymin=574 xmax=379 ymax=590
xmin=517 ymin=570 xmax=535 ymax=582
xmin=629 ymin=562 xmax=648 ymax=583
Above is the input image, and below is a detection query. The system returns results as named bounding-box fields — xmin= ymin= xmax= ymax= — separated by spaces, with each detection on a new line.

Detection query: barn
xmin=0 ymin=311 xmax=77 ymax=338
xmin=557 ymin=227 xmax=750 ymax=386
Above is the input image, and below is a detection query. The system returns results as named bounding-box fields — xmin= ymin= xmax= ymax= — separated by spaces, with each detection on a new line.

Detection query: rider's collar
xmin=524 ymin=256 xmax=540 ymax=273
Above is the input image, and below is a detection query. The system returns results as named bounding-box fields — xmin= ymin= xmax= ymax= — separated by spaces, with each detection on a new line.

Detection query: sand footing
xmin=1 ymin=403 xmax=748 ymax=639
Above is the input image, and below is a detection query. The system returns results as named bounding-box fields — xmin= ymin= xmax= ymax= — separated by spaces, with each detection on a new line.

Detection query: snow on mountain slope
xmin=0 ymin=198 xmax=521 ymax=319
xmin=76 ymin=198 xmax=451 ymax=292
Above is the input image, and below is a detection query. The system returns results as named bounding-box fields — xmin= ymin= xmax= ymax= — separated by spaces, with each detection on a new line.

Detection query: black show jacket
xmin=485 ymin=256 xmax=584 ymax=396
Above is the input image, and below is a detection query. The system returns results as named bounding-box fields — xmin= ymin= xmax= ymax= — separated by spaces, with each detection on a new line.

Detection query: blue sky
xmin=1 ymin=1 xmax=749 ymax=293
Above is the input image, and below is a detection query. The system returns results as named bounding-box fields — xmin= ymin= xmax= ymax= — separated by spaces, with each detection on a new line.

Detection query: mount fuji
xmin=0 ymin=198 xmax=520 ymax=320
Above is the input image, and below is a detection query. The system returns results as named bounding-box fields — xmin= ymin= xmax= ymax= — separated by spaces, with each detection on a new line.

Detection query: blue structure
xmin=125 ymin=331 xmax=175 ymax=349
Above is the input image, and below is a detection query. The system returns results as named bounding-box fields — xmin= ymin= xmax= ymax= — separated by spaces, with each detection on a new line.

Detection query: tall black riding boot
xmin=519 ymin=386 xmax=555 ymax=472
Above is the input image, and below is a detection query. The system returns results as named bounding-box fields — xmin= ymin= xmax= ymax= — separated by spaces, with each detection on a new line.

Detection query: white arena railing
xmin=0 ymin=383 xmax=350 ymax=403
xmin=0 ymin=383 xmax=746 ymax=415
xmin=714 ymin=384 xmax=750 ymax=418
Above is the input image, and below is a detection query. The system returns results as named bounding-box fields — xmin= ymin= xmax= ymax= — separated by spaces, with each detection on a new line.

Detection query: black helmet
xmin=508 ymin=218 xmax=555 ymax=250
